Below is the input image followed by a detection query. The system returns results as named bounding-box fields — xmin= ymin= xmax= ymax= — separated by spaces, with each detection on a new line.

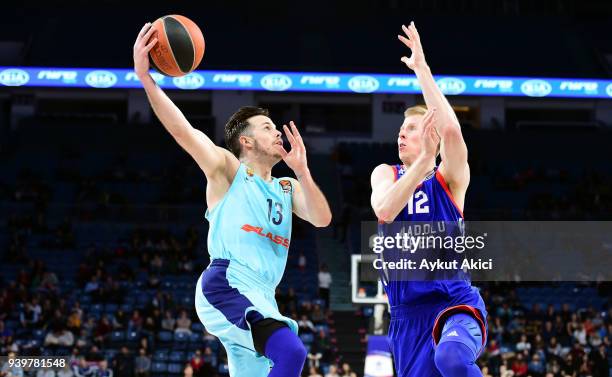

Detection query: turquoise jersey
xmin=205 ymin=163 xmax=294 ymax=288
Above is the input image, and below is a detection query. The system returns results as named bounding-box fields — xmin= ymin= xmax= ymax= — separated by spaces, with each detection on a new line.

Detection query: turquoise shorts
xmin=194 ymin=259 xmax=298 ymax=377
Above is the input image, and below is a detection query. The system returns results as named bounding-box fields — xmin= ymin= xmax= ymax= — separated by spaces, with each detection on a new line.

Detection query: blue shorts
xmin=194 ymin=259 xmax=298 ymax=377
xmin=389 ymin=299 xmax=487 ymax=377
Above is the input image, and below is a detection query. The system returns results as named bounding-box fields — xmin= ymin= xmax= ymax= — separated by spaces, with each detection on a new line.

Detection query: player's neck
xmin=240 ymin=157 xmax=273 ymax=182
xmin=401 ymin=157 xmax=436 ymax=175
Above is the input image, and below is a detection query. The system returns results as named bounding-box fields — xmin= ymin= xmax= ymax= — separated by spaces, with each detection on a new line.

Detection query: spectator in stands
xmin=174 ymin=310 xmax=191 ymax=335
xmin=573 ymin=323 xmax=587 ymax=346
xmin=311 ymin=304 xmax=326 ymax=325
xmin=298 ymin=252 xmax=307 ymax=273
xmin=307 ymin=344 xmax=322 ymax=369
xmin=307 ymin=366 xmax=323 ymax=377
xmin=481 ymin=366 xmax=493 ymax=377
xmin=161 ymin=310 xmax=175 ymax=331
xmin=190 ymin=349 xmax=213 ymax=377
xmin=183 ymin=364 xmax=193 ymax=377
xmin=96 ymin=360 xmax=113 ymax=377
xmin=298 ymin=314 xmax=315 ymax=334
xmin=340 ymin=363 xmax=357 ymax=377
xmin=134 ymin=348 xmax=151 ymax=377
xmin=324 ymin=365 xmax=340 ymax=377
xmin=516 ymin=334 xmax=531 ymax=352
xmin=93 ymin=317 xmax=112 ymax=344
xmin=57 ymin=364 xmax=75 ymax=377
xmin=202 ymin=346 xmax=217 ymax=370
xmin=113 ymin=346 xmax=133 ymax=377
xmin=86 ymin=346 xmax=104 ymax=363
xmin=39 ymin=270 xmax=59 ymax=293
xmin=511 ymin=353 xmax=528 ymax=376
xmin=1 ymin=352 xmax=24 ymax=377
xmin=527 ymin=353 xmax=545 ymax=377
xmin=591 ymin=344 xmax=609 ymax=377
xmin=44 ymin=324 xmax=75 ymax=350
xmin=67 ymin=309 xmax=82 ymax=334
xmin=127 ymin=310 xmax=143 ymax=333
xmin=75 ymin=329 xmax=91 ymax=349
xmin=84 ymin=277 xmax=100 ymax=295
xmin=546 ymin=336 xmax=562 ymax=360
xmin=72 ymin=356 xmax=94 ymax=377
xmin=0 ymin=320 xmax=14 ymax=354
xmin=19 ymin=297 xmax=42 ymax=329
xmin=317 ymin=264 xmax=332 ymax=309
xmin=285 ymin=287 xmax=298 ymax=312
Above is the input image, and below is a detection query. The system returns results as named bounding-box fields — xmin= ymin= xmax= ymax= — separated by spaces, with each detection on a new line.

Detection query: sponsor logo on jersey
xmin=520 ymin=79 xmax=552 ymax=97
xmin=279 ymin=179 xmax=292 ymax=194
xmin=241 ymin=224 xmax=290 ymax=248
xmin=173 ymin=72 xmax=205 ymax=90
xmin=260 ymin=74 xmax=292 ymax=91
xmin=348 ymin=75 xmax=379 ymax=93
xmin=85 ymin=70 xmax=117 ymax=88
xmin=0 ymin=69 xmax=30 ymax=86
xmin=436 ymin=77 xmax=466 ymax=95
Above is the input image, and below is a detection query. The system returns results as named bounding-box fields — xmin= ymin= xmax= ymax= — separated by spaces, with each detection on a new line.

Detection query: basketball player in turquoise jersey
xmin=133 ymin=24 xmax=332 ymax=377
xmin=370 ymin=23 xmax=487 ymax=376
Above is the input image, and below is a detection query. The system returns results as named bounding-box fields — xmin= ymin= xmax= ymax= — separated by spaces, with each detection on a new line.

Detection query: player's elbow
xmin=373 ymin=206 xmax=395 ymax=223
xmin=440 ymin=122 xmax=463 ymax=140
xmin=313 ymin=212 xmax=332 ymax=228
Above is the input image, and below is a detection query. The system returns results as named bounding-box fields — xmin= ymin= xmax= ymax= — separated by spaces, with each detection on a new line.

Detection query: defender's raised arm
xmin=398 ymin=22 xmax=469 ymax=205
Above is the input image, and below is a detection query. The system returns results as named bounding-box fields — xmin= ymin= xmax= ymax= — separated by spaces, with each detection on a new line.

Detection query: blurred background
xmin=1 ymin=1 xmax=611 ymax=376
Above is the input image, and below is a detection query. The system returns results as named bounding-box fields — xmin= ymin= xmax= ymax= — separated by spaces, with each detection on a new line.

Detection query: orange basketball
xmin=148 ymin=15 xmax=205 ymax=77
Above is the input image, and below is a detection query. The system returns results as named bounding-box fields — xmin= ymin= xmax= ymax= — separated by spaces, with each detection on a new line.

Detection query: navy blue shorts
xmin=389 ymin=301 xmax=487 ymax=377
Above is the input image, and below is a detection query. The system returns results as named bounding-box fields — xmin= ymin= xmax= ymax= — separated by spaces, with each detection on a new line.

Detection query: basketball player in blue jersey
xmin=370 ymin=22 xmax=487 ymax=377
xmin=133 ymin=24 xmax=332 ymax=377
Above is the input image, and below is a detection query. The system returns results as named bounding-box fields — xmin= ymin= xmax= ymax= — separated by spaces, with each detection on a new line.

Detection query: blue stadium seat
xmin=153 ymin=350 xmax=168 ymax=362
xmin=169 ymin=351 xmax=185 ymax=362
xmin=151 ymin=362 xmax=168 ymax=374
xmin=300 ymin=333 xmax=314 ymax=344
xmin=174 ymin=331 xmax=189 ymax=343
xmin=110 ymin=331 xmax=125 ymax=343
xmin=32 ymin=329 xmax=45 ymax=340
xmin=168 ymin=363 xmax=183 ymax=375
xmin=158 ymin=331 xmax=173 ymax=343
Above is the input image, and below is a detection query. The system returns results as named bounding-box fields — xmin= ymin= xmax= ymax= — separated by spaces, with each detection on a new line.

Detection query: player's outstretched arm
xmin=371 ymin=109 xmax=439 ymax=222
xmin=398 ymin=22 xmax=469 ymax=193
xmin=274 ymin=122 xmax=332 ymax=228
xmin=133 ymin=23 xmax=238 ymax=180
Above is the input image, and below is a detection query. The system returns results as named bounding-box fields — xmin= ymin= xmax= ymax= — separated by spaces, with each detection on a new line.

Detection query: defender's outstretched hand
xmin=274 ymin=121 xmax=309 ymax=177
xmin=133 ymin=23 xmax=158 ymax=78
xmin=398 ymin=21 xmax=427 ymax=71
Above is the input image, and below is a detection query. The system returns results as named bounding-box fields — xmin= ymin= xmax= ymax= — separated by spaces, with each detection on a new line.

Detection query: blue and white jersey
xmin=378 ymin=165 xmax=481 ymax=309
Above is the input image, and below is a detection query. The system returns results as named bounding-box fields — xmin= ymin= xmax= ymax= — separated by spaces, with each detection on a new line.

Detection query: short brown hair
xmin=404 ymin=104 xmax=427 ymax=118
xmin=225 ymin=106 xmax=269 ymax=157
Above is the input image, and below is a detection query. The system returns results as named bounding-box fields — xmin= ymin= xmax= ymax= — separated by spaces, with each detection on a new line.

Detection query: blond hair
xmin=404 ymin=105 xmax=427 ymax=118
